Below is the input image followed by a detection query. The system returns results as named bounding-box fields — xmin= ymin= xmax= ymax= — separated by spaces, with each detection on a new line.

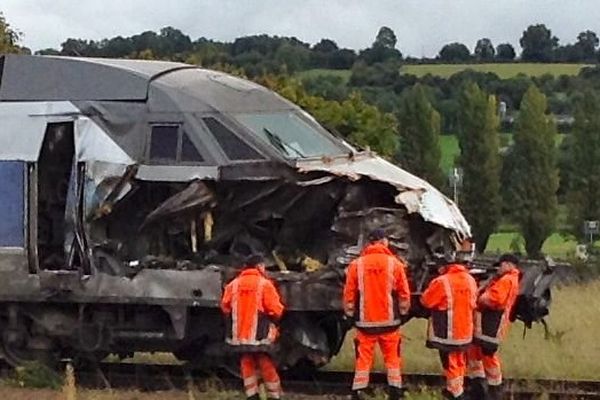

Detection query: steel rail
xmin=54 ymin=362 xmax=600 ymax=399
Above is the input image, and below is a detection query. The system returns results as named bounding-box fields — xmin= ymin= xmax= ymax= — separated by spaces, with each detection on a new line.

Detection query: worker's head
xmin=367 ymin=228 xmax=388 ymax=246
xmin=244 ymin=254 xmax=266 ymax=273
xmin=432 ymin=246 xmax=455 ymax=274
xmin=497 ymin=253 xmax=519 ymax=273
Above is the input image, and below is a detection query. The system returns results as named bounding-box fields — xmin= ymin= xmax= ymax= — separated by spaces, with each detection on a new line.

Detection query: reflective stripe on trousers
xmin=352 ymin=330 xmax=402 ymax=390
xmin=467 ymin=344 xmax=503 ymax=385
xmin=240 ymin=353 xmax=282 ymax=398
xmin=441 ymin=350 xmax=466 ymax=398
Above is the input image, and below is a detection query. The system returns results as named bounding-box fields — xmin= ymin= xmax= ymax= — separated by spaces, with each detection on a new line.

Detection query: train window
xmin=150 ymin=125 xmax=179 ymax=161
xmin=202 ymin=117 xmax=264 ymax=161
xmin=235 ymin=112 xmax=346 ymax=159
xmin=181 ymin=131 xmax=204 ymax=162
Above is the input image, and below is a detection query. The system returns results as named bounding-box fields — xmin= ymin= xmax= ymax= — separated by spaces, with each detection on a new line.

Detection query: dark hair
xmin=368 ymin=228 xmax=386 ymax=242
xmin=244 ymin=254 xmax=264 ymax=266
xmin=498 ymin=253 xmax=519 ymax=265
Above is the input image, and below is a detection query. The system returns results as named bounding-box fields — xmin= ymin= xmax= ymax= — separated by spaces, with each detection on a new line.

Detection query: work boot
xmin=488 ymin=384 xmax=503 ymax=400
xmin=388 ymin=386 xmax=406 ymax=400
xmin=466 ymin=377 xmax=488 ymax=399
xmin=351 ymin=389 xmax=366 ymax=400
xmin=441 ymin=389 xmax=465 ymax=399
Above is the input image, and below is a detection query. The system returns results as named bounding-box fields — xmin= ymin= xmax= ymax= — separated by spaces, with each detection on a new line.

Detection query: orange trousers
xmin=467 ymin=344 xmax=502 ymax=386
xmin=240 ymin=353 xmax=281 ymax=399
xmin=439 ymin=351 xmax=466 ymax=398
xmin=352 ymin=329 xmax=402 ymax=390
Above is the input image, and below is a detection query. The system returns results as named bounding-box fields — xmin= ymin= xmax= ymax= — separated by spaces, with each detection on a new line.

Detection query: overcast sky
xmin=3 ymin=0 xmax=600 ymax=57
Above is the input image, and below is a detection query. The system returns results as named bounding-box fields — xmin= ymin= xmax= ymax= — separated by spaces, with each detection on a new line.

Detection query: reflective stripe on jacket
xmin=343 ymin=243 xmax=411 ymax=332
xmin=474 ymin=267 xmax=520 ymax=351
xmin=221 ymin=268 xmax=284 ymax=347
xmin=421 ymin=264 xmax=477 ymax=351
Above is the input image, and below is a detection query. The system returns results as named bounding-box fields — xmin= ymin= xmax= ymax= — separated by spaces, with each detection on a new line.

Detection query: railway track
xmin=54 ymin=362 xmax=600 ymax=399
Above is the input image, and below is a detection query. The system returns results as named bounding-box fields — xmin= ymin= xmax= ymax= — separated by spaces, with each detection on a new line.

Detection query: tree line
xmin=26 ymin=24 xmax=600 ymax=72
xmin=3 ymin=12 xmax=600 ymax=257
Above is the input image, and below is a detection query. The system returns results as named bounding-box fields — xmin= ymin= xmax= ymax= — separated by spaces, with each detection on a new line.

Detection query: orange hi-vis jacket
xmin=474 ymin=267 xmax=520 ymax=352
xmin=343 ymin=242 xmax=411 ymax=332
xmin=421 ymin=264 xmax=477 ymax=351
xmin=221 ymin=268 xmax=285 ymax=348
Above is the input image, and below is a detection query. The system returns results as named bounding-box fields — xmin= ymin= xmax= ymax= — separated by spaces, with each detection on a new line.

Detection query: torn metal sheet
xmin=136 ymin=165 xmax=220 ymax=181
xmin=83 ymin=162 xmax=136 ymax=220
xmin=297 ymin=154 xmax=471 ymax=238
xmin=141 ymin=181 xmax=216 ymax=228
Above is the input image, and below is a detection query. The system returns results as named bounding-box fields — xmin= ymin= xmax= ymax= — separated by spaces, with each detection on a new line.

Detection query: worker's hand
xmin=398 ymin=299 xmax=411 ymax=316
xmin=341 ymin=314 xmax=355 ymax=331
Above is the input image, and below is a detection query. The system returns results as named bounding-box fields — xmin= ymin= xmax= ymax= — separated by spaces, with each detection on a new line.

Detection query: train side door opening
xmin=37 ymin=122 xmax=75 ymax=270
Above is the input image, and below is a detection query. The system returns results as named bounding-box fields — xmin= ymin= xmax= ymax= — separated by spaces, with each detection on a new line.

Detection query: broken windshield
xmin=234 ymin=112 xmax=346 ymax=158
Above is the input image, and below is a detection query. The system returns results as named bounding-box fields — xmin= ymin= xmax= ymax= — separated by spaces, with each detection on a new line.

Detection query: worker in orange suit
xmin=221 ymin=254 xmax=285 ymax=400
xmin=343 ymin=229 xmax=411 ymax=400
xmin=467 ymin=253 xmax=521 ymax=400
xmin=421 ymin=252 xmax=477 ymax=400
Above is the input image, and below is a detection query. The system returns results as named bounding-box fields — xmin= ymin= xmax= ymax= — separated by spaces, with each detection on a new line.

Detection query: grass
xmin=296 ymin=68 xmax=352 ymax=83
xmin=298 ymin=63 xmax=592 ymax=83
xmin=439 ymin=134 xmax=459 ymax=173
xmin=484 ymin=231 xmax=592 ymax=258
xmin=329 ymin=281 xmax=600 ymax=380
xmin=401 ymin=63 xmax=591 ymax=79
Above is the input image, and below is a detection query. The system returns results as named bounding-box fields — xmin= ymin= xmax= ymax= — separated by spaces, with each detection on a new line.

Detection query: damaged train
xmin=0 ymin=55 xmax=553 ymax=369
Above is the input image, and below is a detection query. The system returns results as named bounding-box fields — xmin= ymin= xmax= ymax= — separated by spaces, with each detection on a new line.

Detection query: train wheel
xmin=1 ymin=329 xmax=57 ymax=368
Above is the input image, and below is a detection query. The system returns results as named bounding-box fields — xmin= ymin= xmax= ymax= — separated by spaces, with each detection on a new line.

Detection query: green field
xmin=296 ymin=68 xmax=351 ymax=83
xmin=485 ymin=232 xmax=580 ymax=258
xmin=439 ymin=135 xmax=459 ymax=172
xmin=401 ymin=63 xmax=591 ymax=79
xmin=299 ymin=63 xmax=592 ymax=82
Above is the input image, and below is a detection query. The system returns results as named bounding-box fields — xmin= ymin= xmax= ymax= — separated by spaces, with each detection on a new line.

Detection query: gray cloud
xmin=3 ymin=0 xmax=600 ymax=56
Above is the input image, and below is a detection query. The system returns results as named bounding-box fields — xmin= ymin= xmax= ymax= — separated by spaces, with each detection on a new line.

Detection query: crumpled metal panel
xmin=297 ymin=154 xmax=471 ymax=238
xmin=141 ymin=181 xmax=215 ymax=228
xmin=136 ymin=165 xmax=220 ymax=181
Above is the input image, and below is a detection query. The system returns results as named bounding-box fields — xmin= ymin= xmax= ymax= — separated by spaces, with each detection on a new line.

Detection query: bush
xmin=8 ymin=361 xmax=63 ymax=389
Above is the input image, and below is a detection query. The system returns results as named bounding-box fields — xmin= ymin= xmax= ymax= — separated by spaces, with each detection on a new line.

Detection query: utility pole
xmin=448 ymin=168 xmax=463 ymax=205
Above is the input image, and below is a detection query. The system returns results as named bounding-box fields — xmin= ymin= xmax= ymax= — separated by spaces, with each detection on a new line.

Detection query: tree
xmin=566 ymin=91 xmax=600 ymax=240
xmin=329 ymin=49 xmax=356 ymax=69
xmin=374 ymin=26 xmax=397 ymax=49
xmin=438 ymin=42 xmax=471 ymax=62
xmin=456 ymin=82 xmax=502 ymax=251
xmin=396 ymin=84 xmax=444 ymax=188
xmin=0 ymin=12 xmax=22 ymax=54
xmin=474 ymin=38 xmax=495 ymax=61
xmin=495 ymin=43 xmax=516 ymax=61
xmin=506 ymin=85 xmax=559 ymax=257
xmin=554 ymin=44 xmax=584 ymax=63
xmin=313 ymin=39 xmax=338 ymax=53
xmin=576 ymin=30 xmax=599 ymax=61
xmin=520 ymin=24 xmax=559 ymax=62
